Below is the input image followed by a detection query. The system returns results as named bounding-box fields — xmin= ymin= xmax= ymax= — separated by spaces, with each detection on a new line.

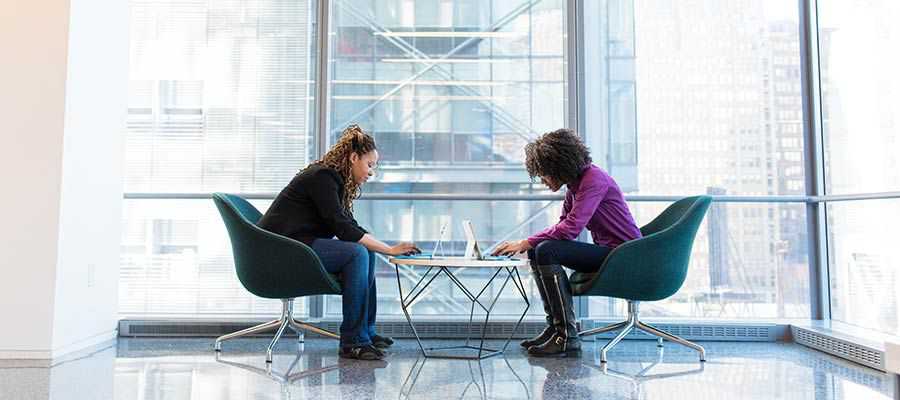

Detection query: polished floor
xmin=0 ymin=337 xmax=895 ymax=400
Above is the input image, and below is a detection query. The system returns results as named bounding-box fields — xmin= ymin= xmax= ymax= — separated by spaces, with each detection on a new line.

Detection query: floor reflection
xmin=400 ymin=356 xmax=530 ymax=400
xmin=584 ymin=347 xmax=705 ymax=400
xmin=0 ymin=339 xmax=894 ymax=400
xmin=214 ymin=352 xmax=341 ymax=399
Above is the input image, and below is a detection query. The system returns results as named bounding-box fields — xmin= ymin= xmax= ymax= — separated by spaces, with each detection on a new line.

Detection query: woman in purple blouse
xmin=493 ymin=129 xmax=642 ymax=357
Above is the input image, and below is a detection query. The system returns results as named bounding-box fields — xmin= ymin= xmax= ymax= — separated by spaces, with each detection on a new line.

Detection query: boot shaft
xmin=535 ymin=264 xmax=578 ymax=337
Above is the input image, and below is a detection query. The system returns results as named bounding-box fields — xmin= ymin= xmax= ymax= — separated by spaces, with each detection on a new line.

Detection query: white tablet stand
xmin=462 ymin=220 xmax=483 ymax=260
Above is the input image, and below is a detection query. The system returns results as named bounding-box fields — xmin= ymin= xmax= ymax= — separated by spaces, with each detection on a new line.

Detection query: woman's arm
xmin=359 ymin=233 xmax=419 ymax=256
xmin=526 ymin=175 xmax=609 ymax=247
xmin=492 ymin=188 xmax=576 ymax=256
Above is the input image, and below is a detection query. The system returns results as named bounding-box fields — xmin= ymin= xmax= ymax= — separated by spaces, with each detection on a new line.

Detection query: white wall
xmin=50 ymin=0 xmax=129 ymax=356
xmin=0 ymin=0 xmax=70 ymax=359
xmin=0 ymin=0 xmax=128 ymax=360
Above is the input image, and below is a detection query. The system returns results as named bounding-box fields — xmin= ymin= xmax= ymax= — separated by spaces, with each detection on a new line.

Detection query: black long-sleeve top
xmin=258 ymin=164 xmax=367 ymax=245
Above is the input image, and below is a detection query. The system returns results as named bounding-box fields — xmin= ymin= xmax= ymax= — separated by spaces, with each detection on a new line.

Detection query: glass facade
xmin=818 ymin=0 xmax=900 ymax=334
xmin=324 ymin=0 xmax=570 ymax=318
xmin=819 ymin=0 xmax=900 ymax=195
xmin=584 ymin=0 xmax=810 ymax=319
xmin=118 ymin=0 xmax=899 ymax=335
xmin=827 ymin=200 xmax=900 ymax=334
xmin=590 ymin=202 xmax=810 ymax=319
xmin=121 ymin=0 xmax=318 ymax=317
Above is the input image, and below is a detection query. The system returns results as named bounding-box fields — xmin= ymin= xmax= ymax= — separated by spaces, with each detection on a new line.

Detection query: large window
xmin=827 ymin=200 xmax=900 ymax=334
xmin=121 ymin=0 xmax=814 ymax=322
xmin=586 ymin=0 xmax=810 ymax=319
xmin=120 ymin=199 xmax=285 ymax=317
xmin=120 ymin=0 xmax=318 ymax=317
xmin=591 ymin=202 xmax=810 ymax=319
xmin=325 ymin=0 xmax=570 ymax=318
xmin=818 ymin=1 xmax=900 ymax=334
xmin=122 ymin=0 xmax=894 ymax=327
xmin=819 ymin=0 xmax=900 ymax=195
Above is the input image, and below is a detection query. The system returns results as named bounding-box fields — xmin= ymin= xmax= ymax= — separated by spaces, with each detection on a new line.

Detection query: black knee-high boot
xmin=520 ymin=267 xmax=555 ymax=348
xmin=528 ymin=264 xmax=581 ymax=357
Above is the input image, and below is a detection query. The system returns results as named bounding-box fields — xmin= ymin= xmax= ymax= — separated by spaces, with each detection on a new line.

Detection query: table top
xmin=388 ymin=256 xmax=530 ymax=268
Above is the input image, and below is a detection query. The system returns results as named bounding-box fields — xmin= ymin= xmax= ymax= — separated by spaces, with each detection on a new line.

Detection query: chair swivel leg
xmin=215 ymin=319 xmax=281 ymax=351
xmin=599 ymin=314 xmax=636 ymax=363
xmin=635 ymin=319 xmax=706 ymax=362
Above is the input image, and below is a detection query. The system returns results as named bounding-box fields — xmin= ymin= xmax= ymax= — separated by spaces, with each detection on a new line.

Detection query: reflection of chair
xmin=585 ymin=349 xmax=705 ymax=400
xmin=571 ymin=196 xmax=712 ymax=363
xmin=212 ymin=193 xmax=341 ymax=362
xmin=400 ymin=357 xmax=529 ymax=400
xmin=215 ymin=352 xmax=340 ymax=385
xmin=215 ymin=352 xmax=340 ymax=400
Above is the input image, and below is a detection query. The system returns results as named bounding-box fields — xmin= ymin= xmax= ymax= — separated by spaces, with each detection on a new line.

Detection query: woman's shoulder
xmin=578 ymin=164 xmax=608 ymax=183
xmin=588 ymin=164 xmax=621 ymax=183
xmin=297 ymin=163 xmax=343 ymax=184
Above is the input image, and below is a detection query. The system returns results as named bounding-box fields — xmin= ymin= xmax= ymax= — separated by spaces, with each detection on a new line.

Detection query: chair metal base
xmin=214 ymin=298 xmax=339 ymax=363
xmin=578 ymin=301 xmax=706 ymax=363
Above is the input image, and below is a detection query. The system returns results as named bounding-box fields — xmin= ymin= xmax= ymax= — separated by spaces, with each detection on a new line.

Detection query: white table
xmin=389 ymin=256 xmax=531 ymax=360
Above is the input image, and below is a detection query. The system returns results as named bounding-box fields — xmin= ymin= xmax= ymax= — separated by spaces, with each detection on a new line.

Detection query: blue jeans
xmin=310 ymin=239 xmax=378 ymax=347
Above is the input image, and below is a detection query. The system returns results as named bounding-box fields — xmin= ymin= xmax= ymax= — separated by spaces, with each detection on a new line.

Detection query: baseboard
xmin=0 ymin=349 xmax=53 ymax=365
xmin=0 ymin=330 xmax=117 ymax=367
xmin=50 ymin=330 xmax=118 ymax=366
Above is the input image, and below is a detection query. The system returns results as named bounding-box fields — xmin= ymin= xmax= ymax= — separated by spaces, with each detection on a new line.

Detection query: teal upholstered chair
xmin=572 ymin=195 xmax=712 ymax=363
xmin=212 ymin=193 xmax=341 ymax=362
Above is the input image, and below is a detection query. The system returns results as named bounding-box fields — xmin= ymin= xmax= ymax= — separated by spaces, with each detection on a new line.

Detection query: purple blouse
xmin=527 ymin=164 xmax=642 ymax=249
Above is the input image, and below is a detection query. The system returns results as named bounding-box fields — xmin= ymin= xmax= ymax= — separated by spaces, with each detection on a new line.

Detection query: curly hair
xmin=524 ymin=128 xmax=592 ymax=185
xmin=314 ymin=124 xmax=377 ymax=213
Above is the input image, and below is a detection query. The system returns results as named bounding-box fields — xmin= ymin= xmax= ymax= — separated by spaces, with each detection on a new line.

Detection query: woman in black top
xmin=258 ymin=125 xmax=419 ymax=360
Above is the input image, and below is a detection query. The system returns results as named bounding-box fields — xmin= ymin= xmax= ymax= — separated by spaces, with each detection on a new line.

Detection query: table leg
xmin=394 ymin=264 xmax=531 ymax=360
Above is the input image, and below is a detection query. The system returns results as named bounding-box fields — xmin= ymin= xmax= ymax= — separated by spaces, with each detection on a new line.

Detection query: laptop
xmin=462 ymin=220 xmax=512 ymax=261
xmin=394 ymin=221 xmax=448 ymax=259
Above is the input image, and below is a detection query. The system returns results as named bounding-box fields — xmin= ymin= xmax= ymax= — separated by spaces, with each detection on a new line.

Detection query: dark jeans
xmin=527 ymin=240 xmax=613 ymax=273
xmin=310 ymin=239 xmax=378 ymax=347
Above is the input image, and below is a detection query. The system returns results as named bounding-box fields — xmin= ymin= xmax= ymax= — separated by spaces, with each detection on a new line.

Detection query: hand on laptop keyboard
xmin=491 ymin=239 xmax=532 ymax=257
xmin=390 ymin=242 xmax=421 ymax=256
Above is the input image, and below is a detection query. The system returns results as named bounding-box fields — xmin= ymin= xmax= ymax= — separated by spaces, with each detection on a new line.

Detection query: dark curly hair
xmin=314 ymin=124 xmax=377 ymax=213
xmin=524 ymin=128 xmax=592 ymax=185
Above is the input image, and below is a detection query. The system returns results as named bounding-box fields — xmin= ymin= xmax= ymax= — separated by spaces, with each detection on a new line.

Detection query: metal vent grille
xmin=123 ymin=322 xmax=299 ymax=337
xmin=579 ymin=320 xmax=778 ymax=341
xmin=316 ymin=320 xmax=548 ymax=339
xmin=792 ymin=327 xmax=884 ymax=371
xmin=805 ymin=355 xmax=890 ymax=392
xmin=121 ymin=319 xmax=782 ymax=341
xmin=653 ymin=324 xmax=772 ymax=340
xmin=120 ymin=320 xmax=548 ymax=339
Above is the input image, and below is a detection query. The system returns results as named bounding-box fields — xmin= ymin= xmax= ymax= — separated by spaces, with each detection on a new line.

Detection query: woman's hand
xmin=389 ymin=241 xmax=421 ymax=256
xmin=492 ymin=239 xmax=532 ymax=256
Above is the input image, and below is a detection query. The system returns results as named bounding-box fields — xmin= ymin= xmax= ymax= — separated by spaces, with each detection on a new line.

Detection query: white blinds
xmin=120 ymin=0 xmax=316 ymax=317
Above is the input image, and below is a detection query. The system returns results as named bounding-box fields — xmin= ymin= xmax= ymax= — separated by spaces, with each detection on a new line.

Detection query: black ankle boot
xmin=520 ymin=268 xmax=554 ymax=349
xmin=528 ymin=264 xmax=581 ymax=358
xmin=521 ymin=326 xmax=555 ymax=349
